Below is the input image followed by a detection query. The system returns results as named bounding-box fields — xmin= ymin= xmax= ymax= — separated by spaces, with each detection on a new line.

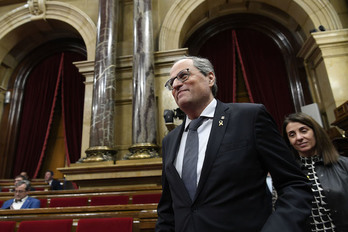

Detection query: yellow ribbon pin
xmin=219 ymin=116 xmax=225 ymax=126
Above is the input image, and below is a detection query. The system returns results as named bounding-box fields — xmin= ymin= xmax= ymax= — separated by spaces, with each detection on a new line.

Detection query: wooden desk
xmin=0 ymin=181 xmax=47 ymax=186
xmin=0 ymin=184 xmax=50 ymax=192
xmin=0 ymin=185 xmax=162 ymax=201
xmin=0 ymin=204 xmax=158 ymax=232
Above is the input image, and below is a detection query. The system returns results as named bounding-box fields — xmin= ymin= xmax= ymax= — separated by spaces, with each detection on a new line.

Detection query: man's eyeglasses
xmin=14 ymin=190 xmax=26 ymax=193
xmin=165 ymin=69 xmax=190 ymax=91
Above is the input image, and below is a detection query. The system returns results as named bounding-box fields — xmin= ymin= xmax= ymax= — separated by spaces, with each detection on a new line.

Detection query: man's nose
xmin=172 ymin=78 xmax=183 ymax=90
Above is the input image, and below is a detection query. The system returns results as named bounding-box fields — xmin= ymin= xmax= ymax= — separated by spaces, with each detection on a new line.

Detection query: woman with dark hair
xmin=283 ymin=112 xmax=348 ymax=232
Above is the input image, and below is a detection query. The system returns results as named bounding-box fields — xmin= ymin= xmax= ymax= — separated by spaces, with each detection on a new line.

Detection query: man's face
xmin=44 ymin=172 xmax=52 ymax=181
xmin=14 ymin=177 xmax=23 ymax=185
xmin=20 ymin=172 xmax=28 ymax=179
xmin=170 ymin=59 xmax=214 ymax=116
xmin=14 ymin=184 xmax=28 ymax=201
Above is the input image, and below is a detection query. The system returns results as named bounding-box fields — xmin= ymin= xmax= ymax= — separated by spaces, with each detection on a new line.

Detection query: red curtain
xmin=13 ymin=52 xmax=85 ymax=178
xmin=235 ymin=29 xmax=294 ymax=127
xmin=14 ymin=54 xmax=62 ymax=178
xmin=61 ymin=52 xmax=86 ymax=165
xmin=198 ymin=28 xmax=294 ymax=128
xmin=199 ymin=30 xmax=234 ymax=103
xmin=33 ymin=53 xmax=64 ymax=177
xmin=232 ymin=30 xmax=254 ymax=103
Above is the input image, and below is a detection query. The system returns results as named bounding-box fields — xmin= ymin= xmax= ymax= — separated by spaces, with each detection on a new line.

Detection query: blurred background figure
xmin=20 ymin=172 xmax=30 ymax=181
xmin=12 ymin=175 xmax=35 ymax=192
xmin=1 ymin=180 xmax=40 ymax=209
xmin=44 ymin=170 xmax=62 ymax=190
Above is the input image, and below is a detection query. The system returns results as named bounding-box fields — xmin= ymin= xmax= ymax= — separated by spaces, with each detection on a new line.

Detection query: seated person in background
xmin=44 ymin=170 xmax=62 ymax=190
xmin=62 ymin=176 xmax=76 ymax=190
xmin=13 ymin=175 xmax=35 ymax=191
xmin=1 ymin=180 xmax=40 ymax=209
xmin=14 ymin=175 xmax=25 ymax=185
xmin=20 ymin=171 xmax=30 ymax=181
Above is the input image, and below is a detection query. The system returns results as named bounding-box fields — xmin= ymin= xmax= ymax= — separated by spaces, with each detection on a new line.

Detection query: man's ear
xmin=208 ymin=72 xmax=215 ymax=86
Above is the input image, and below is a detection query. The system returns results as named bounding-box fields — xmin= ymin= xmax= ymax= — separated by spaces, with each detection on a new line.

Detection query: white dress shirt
xmin=11 ymin=195 xmax=28 ymax=209
xmin=174 ymin=98 xmax=216 ymax=186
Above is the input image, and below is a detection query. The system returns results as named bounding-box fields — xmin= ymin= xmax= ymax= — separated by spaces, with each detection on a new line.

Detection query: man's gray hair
xmin=15 ymin=179 xmax=31 ymax=191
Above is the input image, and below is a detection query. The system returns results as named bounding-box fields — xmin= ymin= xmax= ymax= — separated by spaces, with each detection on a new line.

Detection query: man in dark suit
xmin=44 ymin=170 xmax=62 ymax=190
xmin=1 ymin=180 xmax=40 ymax=209
xmin=156 ymin=56 xmax=312 ymax=232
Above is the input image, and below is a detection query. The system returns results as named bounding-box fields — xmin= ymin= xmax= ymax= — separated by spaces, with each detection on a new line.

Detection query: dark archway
xmin=0 ymin=38 xmax=86 ymax=178
xmin=185 ymin=13 xmax=312 ymax=128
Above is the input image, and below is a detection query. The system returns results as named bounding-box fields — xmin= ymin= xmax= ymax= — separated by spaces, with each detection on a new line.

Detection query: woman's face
xmin=285 ymin=122 xmax=316 ymax=157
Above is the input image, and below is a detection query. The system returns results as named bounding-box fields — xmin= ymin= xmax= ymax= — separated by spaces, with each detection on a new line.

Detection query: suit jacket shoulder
xmin=51 ymin=179 xmax=63 ymax=190
xmin=219 ymin=101 xmax=265 ymax=114
xmin=22 ymin=197 xmax=41 ymax=209
xmin=1 ymin=199 xmax=14 ymax=209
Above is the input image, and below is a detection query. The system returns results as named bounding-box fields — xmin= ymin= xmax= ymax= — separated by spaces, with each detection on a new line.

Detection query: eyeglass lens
xmin=14 ymin=190 xmax=25 ymax=193
xmin=165 ymin=69 xmax=190 ymax=90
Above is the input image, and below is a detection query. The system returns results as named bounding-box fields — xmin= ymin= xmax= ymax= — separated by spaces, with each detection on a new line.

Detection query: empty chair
xmin=0 ymin=221 xmax=16 ymax=232
xmin=50 ymin=197 xmax=89 ymax=207
xmin=132 ymin=193 xmax=162 ymax=204
xmin=90 ymin=195 xmax=129 ymax=206
xmin=76 ymin=217 xmax=132 ymax=232
xmin=38 ymin=198 xmax=48 ymax=208
xmin=1 ymin=188 xmax=10 ymax=192
xmin=17 ymin=219 xmax=72 ymax=232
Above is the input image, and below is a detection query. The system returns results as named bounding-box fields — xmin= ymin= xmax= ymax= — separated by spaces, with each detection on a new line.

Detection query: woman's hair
xmin=282 ymin=112 xmax=339 ymax=165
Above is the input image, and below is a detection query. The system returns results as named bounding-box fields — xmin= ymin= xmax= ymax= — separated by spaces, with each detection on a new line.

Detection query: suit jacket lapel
xmin=21 ymin=198 xmax=29 ymax=208
xmin=195 ymin=101 xmax=230 ymax=199
xmin=166 ymin=123 xmax=185 ymax=182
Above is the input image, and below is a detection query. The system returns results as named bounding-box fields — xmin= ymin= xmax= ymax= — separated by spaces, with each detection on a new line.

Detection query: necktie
xmin=182 ymin=116 xmax=205 ymax=200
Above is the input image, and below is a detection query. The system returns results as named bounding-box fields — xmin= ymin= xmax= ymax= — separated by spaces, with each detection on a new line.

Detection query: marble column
xmin=126 ymin=0 xmax=159 ymax=159
xmin=84 ymin=0 xmax=118 ymax=162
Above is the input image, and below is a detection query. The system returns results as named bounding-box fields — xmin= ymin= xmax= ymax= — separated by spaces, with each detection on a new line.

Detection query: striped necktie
xmin=182 ymin=117 xmax=205 ymax=200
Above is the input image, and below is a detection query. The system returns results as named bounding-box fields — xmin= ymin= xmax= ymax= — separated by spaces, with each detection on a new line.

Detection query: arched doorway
xmin=159 ymin=0 xmax=344 ymax=125
xmin=0 ymin=39 xmax=87 ymax=178
xmin=0 ymin=2 xmax=97 ymax=178
xmin=185 ymin=14 xmax=313 ymax=128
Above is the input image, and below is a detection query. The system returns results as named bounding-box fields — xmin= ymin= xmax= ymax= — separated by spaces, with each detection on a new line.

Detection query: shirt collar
xmin=300 ymin=155 xmax=323 ymax=167
xmin=15 ymin=195 xmax=28 ymax=203
xmin=184 ymin=98 xmax=217 ymax=130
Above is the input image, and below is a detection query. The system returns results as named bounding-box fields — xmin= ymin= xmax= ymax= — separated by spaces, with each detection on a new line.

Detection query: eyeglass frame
xmin=14 ymin=190 xmax=27 ymax=194
xmin=164 ymin=68 xmax=190 ymax=91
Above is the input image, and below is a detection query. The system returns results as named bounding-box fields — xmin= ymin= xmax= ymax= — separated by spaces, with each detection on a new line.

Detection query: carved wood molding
xmin=28 ymin=0 xmax=46 ymax=17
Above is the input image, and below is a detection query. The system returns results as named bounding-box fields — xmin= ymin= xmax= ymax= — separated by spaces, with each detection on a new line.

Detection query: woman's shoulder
xmin=336 ymin=155 xmax=348 ymax=172
xmin=338 ymin=155 xmax=348 ymax=163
